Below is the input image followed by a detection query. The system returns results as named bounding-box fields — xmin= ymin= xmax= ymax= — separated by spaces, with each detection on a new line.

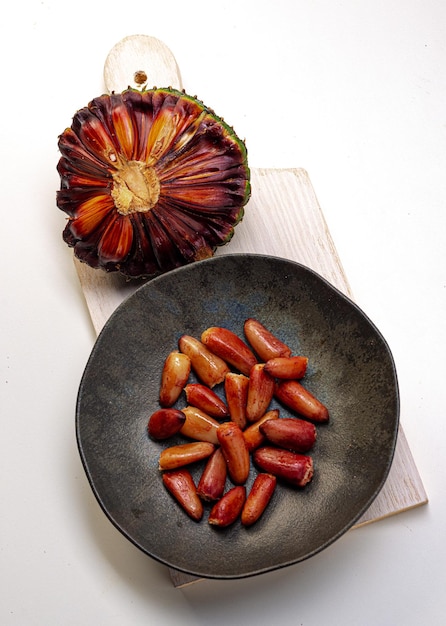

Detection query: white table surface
xmin=1 ymin=1 xmax=445 ymax=624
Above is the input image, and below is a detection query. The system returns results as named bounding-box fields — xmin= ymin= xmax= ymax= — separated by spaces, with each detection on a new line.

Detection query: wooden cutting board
xmin=73 ymin=36 xmax=427 ymax=588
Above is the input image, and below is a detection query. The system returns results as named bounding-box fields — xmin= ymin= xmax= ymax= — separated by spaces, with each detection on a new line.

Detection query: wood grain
xmin=103 ymin=34 xmax=182 ymax=93
xmin=73 ymin=36 xmax=427 ymax=588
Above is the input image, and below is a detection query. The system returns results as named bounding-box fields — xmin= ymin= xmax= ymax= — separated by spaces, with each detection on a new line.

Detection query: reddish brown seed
xmin=241 ymin=473 xmax=277 ymax=526
xmin=147 ymin=408 xmax=186 ymax=440
xmin=245 ymin=363 xmax=275 ymax=422
xmin=253 ymin=447 xmax=314 ymax=487
xmin=179 ymin=406 xmax=220 ymax=444
xmin=184 ymin=383 xmax=228 ymax=419
xmin=158 ymin=441 xmax=215 ymax=470
xmin=208 ymin=486 xmax=246 ymax=527
xmin=275 ymin=380 xmax=329 ymax=423
xmin=264 ymin=356 xmax=308 ymax=380
xmin=197 ymin=448 xmax=227 ymax=501
xmin=224 ymin=372 xmax=249 ymax=430
xmin=162 ymin=469 xmax=204 ymax=521
xmin=217 ymin=421 xmax=250 ymax=485
xmin=243 ymin=409 xmax=280 ymax=452
xmin=243 ymin=318 xmax=292 ymax=361
xmin=178 ymin=335 xmax=230 ymax=388
xmin=201 ymin=326 xmax=257 ymax=376
xmin=260 ymin=417 xmax=317 ymax=453
xmin=159 ymin=351 xmax=191 ymax=406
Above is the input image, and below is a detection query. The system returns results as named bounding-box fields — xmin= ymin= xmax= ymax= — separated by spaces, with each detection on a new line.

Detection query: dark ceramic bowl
xmin=76 ymin=254 xmax=399 ymax=579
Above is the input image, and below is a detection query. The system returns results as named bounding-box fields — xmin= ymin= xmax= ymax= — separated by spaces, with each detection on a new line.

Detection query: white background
xmin=1 ymin=1 xmax=445 ymax=624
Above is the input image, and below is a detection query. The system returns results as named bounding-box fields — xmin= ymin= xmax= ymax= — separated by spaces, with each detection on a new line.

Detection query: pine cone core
xmin=111 ymin=160 xmax=160 ymax=215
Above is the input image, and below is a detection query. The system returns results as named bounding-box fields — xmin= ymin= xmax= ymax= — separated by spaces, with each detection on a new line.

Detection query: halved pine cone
xmin=57 ymin=88 xmax=250 ymax=278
